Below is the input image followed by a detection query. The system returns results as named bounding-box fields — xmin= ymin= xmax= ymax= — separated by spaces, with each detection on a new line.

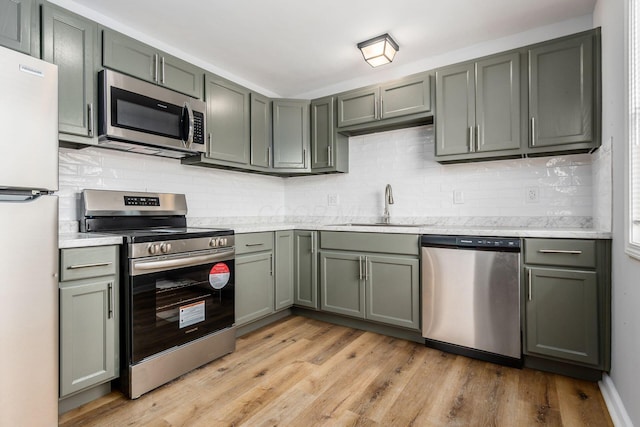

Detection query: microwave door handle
xmin=181 ymin=102 xmax=194 ymax=148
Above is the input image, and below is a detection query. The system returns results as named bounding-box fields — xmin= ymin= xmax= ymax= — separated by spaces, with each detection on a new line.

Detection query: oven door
xmin=129 ymin=248 xmax=235 ymax=364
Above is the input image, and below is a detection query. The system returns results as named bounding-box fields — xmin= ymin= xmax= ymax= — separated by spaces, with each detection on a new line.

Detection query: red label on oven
xmin=209 ymin=263 xmax=230 ymax=289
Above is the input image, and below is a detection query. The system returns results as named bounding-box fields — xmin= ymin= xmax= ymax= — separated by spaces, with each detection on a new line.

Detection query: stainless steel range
xmin=81 ymin=189 xmax=235 ymax=399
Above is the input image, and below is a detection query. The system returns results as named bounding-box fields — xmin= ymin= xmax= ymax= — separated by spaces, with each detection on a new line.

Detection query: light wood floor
xmin=59 ymin=315 xmax=613 ymax=427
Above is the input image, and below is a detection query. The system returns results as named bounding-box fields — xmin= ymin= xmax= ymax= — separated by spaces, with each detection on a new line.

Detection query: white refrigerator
xmin=0 ymin=46 xmax=59 ymax=425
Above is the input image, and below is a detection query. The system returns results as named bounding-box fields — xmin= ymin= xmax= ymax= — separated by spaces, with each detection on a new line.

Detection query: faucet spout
xmin=383 ymin=184 xmax=394 ymax=224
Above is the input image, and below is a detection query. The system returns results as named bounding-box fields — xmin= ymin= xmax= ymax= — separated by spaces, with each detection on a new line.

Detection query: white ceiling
xmin=65 ymin=0 xmax=596 ymax=98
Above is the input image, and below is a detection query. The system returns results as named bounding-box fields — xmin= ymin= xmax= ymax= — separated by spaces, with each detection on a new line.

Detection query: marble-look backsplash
xmin=58 ymin=124 xmax=609 ymax=233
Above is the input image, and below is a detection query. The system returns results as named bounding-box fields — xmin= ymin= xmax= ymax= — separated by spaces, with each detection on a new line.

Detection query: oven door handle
xmin=131 ymin=251 xmax=233 ymax=275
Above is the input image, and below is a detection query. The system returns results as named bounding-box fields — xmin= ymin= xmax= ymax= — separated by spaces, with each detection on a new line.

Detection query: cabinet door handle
xmin=107 ymin=282 xmax=114 ymax=319
xmin=67 ymin=261 xmax=112 ymax=270
xmin=374 ymin=99 xmax=378 ymax=120
xmin=364 ymin=256 xmax=369 ymax=281
xmin=245 ymin=243 xmax=264 ymax=247
xmin=358 ymin=256 xmax=363 ymax=280
xmin=270 ymin=254 xmax=273 ymax=276
xmin=475 ymin=124 xmax=480 ymax=152
xmin=468 ymin=127 xmax=474 ymax=152
xmin=161 ymin=56 xmax=165 ymax=84
xmin=303 ymin=148 xmax=307 ymax=169
xmin=380 ymin=97 xmax=384 ymax=119
xmin=538 ymin=249 xmax=583 ymax=255
xmin=530 ymin=117 xmax=536 ymax=146
xmin=527 ymin=269 xmax=532 ymax=301
xmin=267 ymin=146 xmax=271 ymax=167
xmin=153 ymin=54 xmax=159 ymax=82
xmin=327 ymin=146 xmax=333 ymax=167
xmin=87 ymin=103 xmax=94 ymax=137
xmin=310 ymin=233 xmax=315 ymax=254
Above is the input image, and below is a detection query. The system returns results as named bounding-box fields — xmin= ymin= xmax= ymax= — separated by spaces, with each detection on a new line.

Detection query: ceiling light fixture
xmin=357 ymin=33 xmax=399 ymax=67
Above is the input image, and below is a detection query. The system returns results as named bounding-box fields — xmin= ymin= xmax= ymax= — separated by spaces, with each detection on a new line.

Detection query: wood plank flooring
xmin=59 ymin=315 xmax=613 ymax=427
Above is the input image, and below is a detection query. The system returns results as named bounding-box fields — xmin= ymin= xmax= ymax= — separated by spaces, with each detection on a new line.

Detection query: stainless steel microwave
xmin=98 ymin=69 xmax=206 ymax=158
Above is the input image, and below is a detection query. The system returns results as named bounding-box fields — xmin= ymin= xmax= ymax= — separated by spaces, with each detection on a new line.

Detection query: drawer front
xmin=524 ymin=239 xmax=596 ymax=268
xmin=235 ymin=232 xmax=274 ymax=255
xmin=60 ymin=245 xmax=118 ymax=281
xmin=320 ymin=232 xmax=419 ymax=256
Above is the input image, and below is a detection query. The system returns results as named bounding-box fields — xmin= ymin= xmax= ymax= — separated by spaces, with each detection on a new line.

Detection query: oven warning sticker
xmin=180 ymin=301 xmax=205 ymax=328
xmin=209 ymin=263 xmax=230 ymax=289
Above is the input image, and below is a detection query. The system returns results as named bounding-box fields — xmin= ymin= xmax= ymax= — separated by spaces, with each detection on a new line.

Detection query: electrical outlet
xmin=525 ymin=187 xmax=539 ymax=204
xmin=327 ymin=194 xmax=339 ymax=206
xmin=453 ymin=190 xmax=464 ymax=204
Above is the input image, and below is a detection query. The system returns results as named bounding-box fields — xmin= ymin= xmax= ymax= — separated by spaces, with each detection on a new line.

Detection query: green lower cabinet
xmin=525 ymin=267 xmax=599 ymax=365
xmin=59 ymin=277 xmax=117 ymax=397
xmin=235 ymin=251 xmax=274 ymax=326
xmin=320 ymin=251 xmax=365 ymax=318
xmin=319 ymin=249 xmax=420 ymax=330
xmin=365 ymin=255 xmax=419 ymax=330
xmin=293 ymin=230 xmax=318 ymax=309
xmin=274 ymin=230 xmax=294 ymax=310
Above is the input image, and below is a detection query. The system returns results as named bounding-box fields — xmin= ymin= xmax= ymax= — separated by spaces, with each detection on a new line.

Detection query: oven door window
xmin=131 ymin=260 xmax=235 ymax=364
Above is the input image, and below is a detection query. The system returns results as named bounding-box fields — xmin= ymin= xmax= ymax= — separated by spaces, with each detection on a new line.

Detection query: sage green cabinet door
xmin=319 ymin=251 xmax=365 ymax=319
xmin=380 ymin=75 xmax=431 ymax=120
xmin=528 ymin=33 xmax=593 ymax=148
xmin=102 ymin=29 xmax=157 ymax=83
xmin=0 ymin=0 xmax=32 ymax=54
xmin=311 ymin=96 xmax=334 ymax=169
xmin=205 ymin=75 xmax=250 ymax=164
xmin=337 ymin=87 xmax=378 ymax=127
xmin=158 ymin=52 xmax=202 ymax=99
xmin=275 ymin=230 xmax=294 ymax=311
xmin=235 ymin=252 xmax=274 ymax=326
xmin=365 ymin=255 xmax=419 ymax=330
xmin=272 ymin=99 xmax=310 ymax=170
xmin=102 ymin=29 xmax=202 ymax=98
xmin=525 ymin=267 xmax=599 ymax=365
xmin=42 ymin=5 xmax=96 ymax=138
xmin=294 ymin=231 xmax=318 ymax=309
xmin=250 ymin=92 xmax=271 ymax=169
xmin=476 ymin=52 xmax=521 ymax=152
xmin=59 ymin=277 xmax=116 ymax=397
xmin=435 ymin=62 xmax=475 ymax=156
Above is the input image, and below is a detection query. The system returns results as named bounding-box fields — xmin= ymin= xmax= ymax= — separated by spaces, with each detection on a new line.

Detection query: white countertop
xmin=59 ymin=233 xmax=123 ymax=249
xmin=58 ymin=223 xmax=611 ymax=249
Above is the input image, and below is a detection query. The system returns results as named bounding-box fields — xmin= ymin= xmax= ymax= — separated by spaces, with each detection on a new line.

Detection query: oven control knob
xmin=160 ymin=243 xmax=171 ymax=254
xmin=209 ymin=238 xmax=217 ymax=248
xmin=148 ymin=244 xmax=159 ymax=255
xmin=221 ymin=238 xmax=227 ymax=246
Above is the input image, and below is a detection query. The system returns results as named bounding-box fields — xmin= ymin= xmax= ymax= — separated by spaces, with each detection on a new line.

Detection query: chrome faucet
xmin=383 ymin=184 xmax=394 ymax=224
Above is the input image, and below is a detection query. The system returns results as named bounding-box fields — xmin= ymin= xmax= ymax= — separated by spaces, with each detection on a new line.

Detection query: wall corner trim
xmin=599 ymin=374 xmax=635 ymax=427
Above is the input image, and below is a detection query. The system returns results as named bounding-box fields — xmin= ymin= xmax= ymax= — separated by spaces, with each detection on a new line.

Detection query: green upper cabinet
xmin=204 ymin=74 xmax=250 ymax=165
xmin=272 ymin=99 xmax=310 ymax=171
xmin=250 ymin=92 xmax=272 ymax=170
xmin=41 ymin=3 xmax=97 ymax=142
xmin=310 ymin=96 xmax=348 ymax=173
xmin=0 ymin=0 xmax=34 ymax=54
xmin=102 ymin=28 xmax=203 ymax=99
xmin=336 ymin=73 xmax=432 ymax=134
xmin=528 ymin=30 xmax=597 ymax=153
xmin=435 ymin=52 xmax=521 ymax=160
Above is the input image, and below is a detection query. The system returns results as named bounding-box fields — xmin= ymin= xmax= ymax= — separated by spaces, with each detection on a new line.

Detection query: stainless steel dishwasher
xmin=421 ymin=235 xmax=522 ymax=367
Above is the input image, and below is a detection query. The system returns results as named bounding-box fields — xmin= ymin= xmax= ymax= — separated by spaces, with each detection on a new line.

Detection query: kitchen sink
xmin=330 ymin=223 xmax=428 ymax=227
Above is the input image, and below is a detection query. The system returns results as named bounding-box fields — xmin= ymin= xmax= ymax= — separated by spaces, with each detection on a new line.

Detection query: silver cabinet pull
xmin=67 ymin=261 xmax=112 ymax=270
xmin=527 ymin=269 xmax=532 ymax=301
xmin=468 ymin=127 xmax=474 ymax=152
xmin=364 ymin=256 xmax=369 ymax=281
xmin=374 ymin=99 xmax=378 ymax=120
xmin=475 ymin=124 xmax=480 ymax=152
xmin=245 ymin=243 xmax=264 ymax=247
xmin=327 ymin=146 xmax=333 ymax=167
xmin=161 ymin=56 xmax=165 ymax=84
xmin=530 ymin=117 xmax=536 ymax=146
xmin=310 ymin=232 xmax=315 ymax=254
xmin=87 ymin=103 xmax=94 ymax=137
xmin=380 ymin=97 xmax=384 ymax=119
xmin=153 ymin=54 xmax=159 ymax=82
xmin=269 ymin=254 xmax=273 ymax=276
xmin=538 ymin=249 xmax=583 ymax=255
xmin=303 ymin=148 xmax=307 ymax=169
xmin=358 ymin=256 xmax=363 ymax=280
xmin=107 ymin=282 xmax=113 ymax=319
xmin=267 ymin=146 xmax=271 ymax=167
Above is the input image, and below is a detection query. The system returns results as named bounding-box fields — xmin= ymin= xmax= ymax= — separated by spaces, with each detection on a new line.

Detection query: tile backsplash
xmin=58 ymin=125 xmax=605 ymax=230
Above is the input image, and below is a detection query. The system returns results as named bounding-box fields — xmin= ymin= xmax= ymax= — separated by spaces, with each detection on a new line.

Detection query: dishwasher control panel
xmin=421 ymin=235 xmax=521 ymax=251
